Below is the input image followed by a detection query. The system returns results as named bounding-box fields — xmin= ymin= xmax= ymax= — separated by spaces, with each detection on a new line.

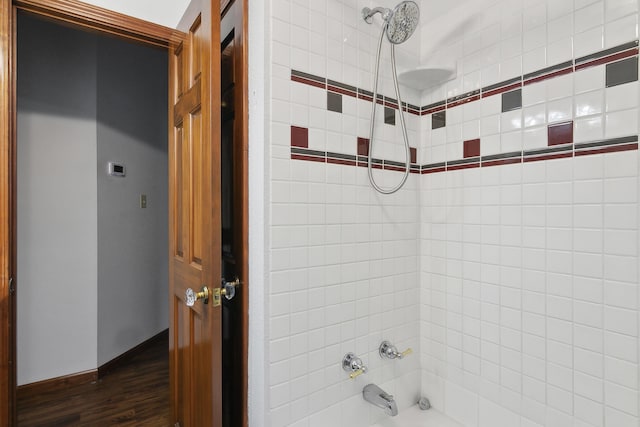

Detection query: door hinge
xmin=9 ymin=277 xmax=14 ymax=294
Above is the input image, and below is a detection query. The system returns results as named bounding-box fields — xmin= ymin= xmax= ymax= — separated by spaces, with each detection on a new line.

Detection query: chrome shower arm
xmin=362 ymin=6 xmax=392 ymax=23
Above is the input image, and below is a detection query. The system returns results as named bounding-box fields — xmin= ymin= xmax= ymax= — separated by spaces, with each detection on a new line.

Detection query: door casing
xmin=0 ymin=0 xmax=248 ymax=425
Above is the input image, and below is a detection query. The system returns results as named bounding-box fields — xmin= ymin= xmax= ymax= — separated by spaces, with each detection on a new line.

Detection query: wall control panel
xmin=108 ymin=162 xmax=126 ymax=177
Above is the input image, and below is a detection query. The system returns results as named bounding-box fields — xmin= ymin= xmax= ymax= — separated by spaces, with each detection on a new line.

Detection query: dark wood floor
xmin=17 ymin=334 xmax=169 ymax=426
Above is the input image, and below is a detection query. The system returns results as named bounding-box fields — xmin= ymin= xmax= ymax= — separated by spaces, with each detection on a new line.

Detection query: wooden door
xmin=169 ymin=0 xmax=221 ymax=425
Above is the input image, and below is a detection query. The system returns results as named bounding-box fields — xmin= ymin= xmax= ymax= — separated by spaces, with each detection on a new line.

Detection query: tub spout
xmin=363 ymin=383 xmax=398 ymax=416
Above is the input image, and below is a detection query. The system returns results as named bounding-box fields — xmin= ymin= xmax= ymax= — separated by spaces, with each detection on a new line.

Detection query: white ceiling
xmin=79 ymin=0 xmax=190 ymax=28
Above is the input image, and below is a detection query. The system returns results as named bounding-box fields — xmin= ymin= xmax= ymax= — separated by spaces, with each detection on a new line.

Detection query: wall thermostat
xmin=108 ymin=162 xmax=126 ymax=177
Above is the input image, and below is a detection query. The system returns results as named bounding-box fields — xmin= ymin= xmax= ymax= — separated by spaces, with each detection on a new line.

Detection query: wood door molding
xmin=0 ymin=0 xmax=16 ymax=423
xmin=13 ymin=0 xmax=181 ymax=47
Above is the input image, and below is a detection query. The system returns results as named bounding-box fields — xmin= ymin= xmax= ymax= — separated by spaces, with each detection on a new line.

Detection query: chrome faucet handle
xmin=379 ymin=340 xmax=413 ymax=360
xmin=342 ymin=352 xmax=367 ymax=379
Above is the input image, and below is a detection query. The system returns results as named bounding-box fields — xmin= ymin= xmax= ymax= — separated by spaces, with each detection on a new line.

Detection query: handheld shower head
xmin=386 ymin=1 xmax=419 ymax=44
xmin=361 ymin=1 xmax=420 ymax=194
xmin=362 ymin=1 xmax=420 ymax=44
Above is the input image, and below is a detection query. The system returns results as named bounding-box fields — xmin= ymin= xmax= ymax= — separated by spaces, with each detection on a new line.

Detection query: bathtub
xmin=370 ymin=405 xmax=463 ymax=427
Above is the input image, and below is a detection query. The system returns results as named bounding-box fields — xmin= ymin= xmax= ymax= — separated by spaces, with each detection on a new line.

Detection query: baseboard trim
xmin=17 ymin=329 xmax=169 ymax=400
xmin=98 ymin=328 xmax=168 ymax=378
xmin=17 ymin=369 xmax=98 ymax=400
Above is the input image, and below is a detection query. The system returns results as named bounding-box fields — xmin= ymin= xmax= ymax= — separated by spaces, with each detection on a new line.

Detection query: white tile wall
xmin=419 ymin=0 xmax=640 ymax=426
xmin=268 ymin=0 xmax=640 ymax=426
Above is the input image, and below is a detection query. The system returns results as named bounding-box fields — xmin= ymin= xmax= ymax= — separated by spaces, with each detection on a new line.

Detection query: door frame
xmin=0 ymin=0 xmax=249 ymax=425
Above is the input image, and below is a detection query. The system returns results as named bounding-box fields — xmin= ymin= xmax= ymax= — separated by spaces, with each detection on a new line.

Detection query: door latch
xmin=9 ymin=277 xmax=14 ymax=294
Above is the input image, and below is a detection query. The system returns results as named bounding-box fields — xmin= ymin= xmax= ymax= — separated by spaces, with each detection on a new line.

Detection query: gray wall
xmin=96 ymin=36 xmax=168 ymax=366
xmin=17 ymin=13 xmax=168 ymax=385
xmin=17 ymin=15 xmax=99 ymax=385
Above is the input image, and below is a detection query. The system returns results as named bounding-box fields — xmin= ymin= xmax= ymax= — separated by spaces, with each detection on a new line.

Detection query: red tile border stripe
xmin=575 ymin=143 xmax=638 ymax=156
xmin=327 ymin=157 xmax=356 ymax=166
xmin=481 ymin=82 xmax=522 ymax=99
xmin=447 ymin=162 xmax=480 ymax=171
xmin=422 ymin=105 xmax=446 ymax=115
xmin=291 ymin=41 xmax=639 ymax=117
xmin=448 ymin=94 xmax=481 ymax=109
xmin=291 ymin=134 xmax=638 ymax=176
xmin=575 ymin=48 xmax=639 ymax=71
xmin=481 ymin=158 xmax=522 ymax=168
xmin=327 ymin=85 xmax=357 ymax=98
xmin=291 ymin=153 xmax=325 ymax=163
xmin=523 ymin=151 xmax=573 ymax=163
xmin=291 ymin=75 xmax=326 ymax=89
xmin=421 ymin=167 xmax=446 ymax=174
xmin=524 ymin=67 xmax=573 ymax=86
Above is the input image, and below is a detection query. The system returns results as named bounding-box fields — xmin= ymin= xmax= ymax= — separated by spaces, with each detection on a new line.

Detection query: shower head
xmin=362 ymin=1 xmax=420 ymax=44
xmin=386 ymin=1 xmax=419 ymax=44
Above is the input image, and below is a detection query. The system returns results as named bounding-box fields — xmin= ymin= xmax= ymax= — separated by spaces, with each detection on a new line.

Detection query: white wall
xmin=17 ymin=15 xmax=99 ymax=385
xmin=96 ymin=36 xmax=168 ymax=366
xmin=17 ymin=13 xmax=168 ymax=385
xmin=248 ymin=0 xmax=269 ymax=425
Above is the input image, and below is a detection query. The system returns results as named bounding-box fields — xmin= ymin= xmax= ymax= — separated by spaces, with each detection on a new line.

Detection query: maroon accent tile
xmin=523 ymin=151 xmax=573 ymax=163
xmin=481 ymin=158 xmax=522 ymax=167
xmin=357 ymin=137 xmax=370 ymax=156
xmin=575 ymin=48 xmax=639 ymax=71
xmin=384 ymin=101 xmax=399 ymax=109
xmin=447 ymin=162 xmax=480 ymax=171
xmin=575 ymin=143 xmax=638 ymax=156
xmin=548 ymin=121 xmax=573 ymax=146
xmin=523 ymin=67 xmax=573 ymax=86
xmin=481 ymin=82 xmax=522 ymax=98
xmin=327 ymin=85 xmax=357 ymax=98
xmin=358 ymin=94 xmax=373 ymax=102
xmin=384 ymin=165 xmax=407 ymax=172
xmin=448 ymin=94 xmax=481 ymax=109
xmin=422 ymin=167 xmax=446 ymax=174
xmin=291 ymin=154 xmax=325 ymax=163
xmin=291 ymin=126 xmax=309 ymax=148
xmin=291 ymin=75 xmax=326 ymax=89
xmin=410 ymin=147 xmax=417 ymax=164
xmin=327 ymin=157 xmax=356 ymax=166
xmin=463 ymin=139 xmax=480 ymax=158
xmin=422 ymin=105 xmax=446 ymax=116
